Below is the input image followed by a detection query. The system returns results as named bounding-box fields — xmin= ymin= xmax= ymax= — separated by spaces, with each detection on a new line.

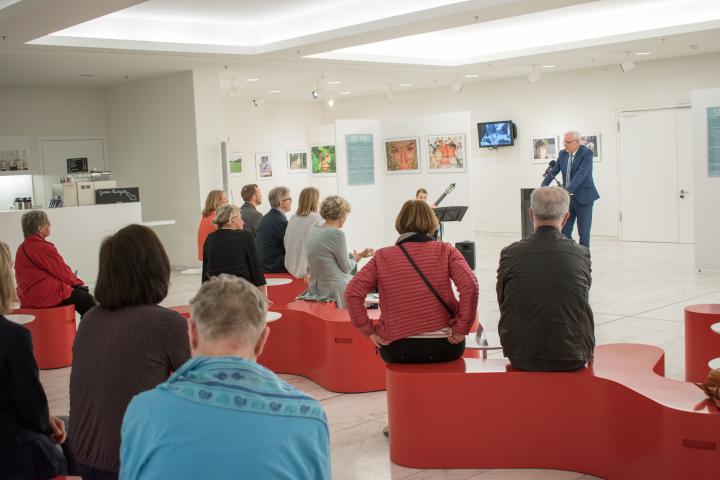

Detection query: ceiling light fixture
xmin=384 ymin=90 xmax=396 ymax=101
xmin=311 ymin=90 xmax=319 ymax=99
xmin=620 ymin=51 xmax=636 ymax=72
xmin=527 ymin=66 xmax=540 ymax=84
xmin=327 ymin=80 xmax=341 ymax=85
xmin=635 ymin=51 xmax=651 ymax=55
xmin=327 ymin=97 xmax=335 ymax=107
xmin=245 ymin=78 xmax=259 ymax=82
xmin=541 ymin=64 xmax=556 ymax=68
xmin=227 ymin=80 xmax=239 ymax=97
xmin=268 ymin=90 xmax=280 ymax=93
xmin=339 ymin=91 xmax=351 ymax=95
xmin=450 ymin=81 xmax=463 ymax=93
xmin=251 ymin=98 xmax=264 ymax=107
xmin=399 ymin=83 xmax=412 ymax=87
xmin=465 ymin=74 xmax=479 ymax=78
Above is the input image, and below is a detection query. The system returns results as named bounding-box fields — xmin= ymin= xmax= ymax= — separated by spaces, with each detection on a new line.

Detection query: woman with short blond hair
xmin=197 ymin=189 xmax=228 ymax=261
xmin=284 ymin=187 xmax=323 ymax=278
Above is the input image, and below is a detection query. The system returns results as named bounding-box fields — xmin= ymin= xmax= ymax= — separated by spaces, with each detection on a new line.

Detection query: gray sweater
xmin=284 ymin=212 xmax=323 ymax=278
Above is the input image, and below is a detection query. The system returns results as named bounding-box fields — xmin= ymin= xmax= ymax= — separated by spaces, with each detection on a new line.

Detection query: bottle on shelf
xmin=0 ymin=151 xmax=7 ymax=171
xmin=21 ymin=150 xmax=28 ymax=170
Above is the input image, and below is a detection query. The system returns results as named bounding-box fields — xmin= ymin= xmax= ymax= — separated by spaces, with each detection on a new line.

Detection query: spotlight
xmin=620 ymin=60 xmax=636 ymax=72
xmin=384 ymin=91 xmax=396 ymax=101
xmin=451 ymin=81 xmax=463 ymax=93
xmin=327 ymin=97 xmax=335 ymax=107
xmin=311 ymin=90 xmax=319 ymax=99
xmin=251 ymin=98 xmax=264 ymax=107
xmin=527 ymin=71 xmax=541 ymax=84
xmin=226 ymin=80 xmax=239 ymax=97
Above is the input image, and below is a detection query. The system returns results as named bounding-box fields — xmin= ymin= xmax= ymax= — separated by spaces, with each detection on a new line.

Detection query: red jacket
xmin=197 ymin=212 xmax=217 ymax=261
xmin=15 ymin=234 xmax=83 ymax=308
xmin=345 ymin=239 xmax=478 ymax=342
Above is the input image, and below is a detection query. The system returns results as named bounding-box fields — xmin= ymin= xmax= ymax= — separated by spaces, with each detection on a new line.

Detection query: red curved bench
xmin=257 ymin=300 xmax=386 ymax=393
xmin=265 ymin=273 xmax=308 ymax=306
xmin=387 ymin=343 xmax=719 ymax=479
xmin=684 ymin=304 xmax=720 ymax=382
xmin=12 ymin=305 xmax=76 ymax=369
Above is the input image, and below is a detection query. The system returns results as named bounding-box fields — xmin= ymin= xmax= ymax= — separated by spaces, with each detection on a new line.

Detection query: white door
xmin=40 ymin=138 xmax=106 ymax=206
xmin=619 ymin=108 xmax=693 ymax=243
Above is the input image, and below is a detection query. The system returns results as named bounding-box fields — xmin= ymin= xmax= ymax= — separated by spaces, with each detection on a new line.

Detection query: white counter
xmin=0 ymin=203 xmax=142 ymax=284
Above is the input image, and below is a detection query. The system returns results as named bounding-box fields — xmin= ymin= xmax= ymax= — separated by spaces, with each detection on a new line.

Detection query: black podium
xmin=520 ymin=188 xmax=534 ymax=238
xmin=433 ymin=206 xmax=468 ymax=242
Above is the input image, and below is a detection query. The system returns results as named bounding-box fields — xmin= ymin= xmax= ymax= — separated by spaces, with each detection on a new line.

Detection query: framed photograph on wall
xmin=255 ymin=152 xmax=273 ymax=179
xmin=580 ymin=133 xmax=601 ymax=161
xmin=384 ymin=137 xmax=420 ymax=174
xmin=287 ymin=150 xmax=308 ymax=173
xmin=310 ymin=145 xmax=336 ymax=176
xmin=228 ymin=152 xmax=244 ymax=177
xmin=531 ymin=136 xmax=559 ymax=164
xmin=426 ymin=134 xmax=466 ymax=172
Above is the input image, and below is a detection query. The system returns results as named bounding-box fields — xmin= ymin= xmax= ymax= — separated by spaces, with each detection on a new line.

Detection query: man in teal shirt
xmin=120 ymin=275 xmax=330 ymax=480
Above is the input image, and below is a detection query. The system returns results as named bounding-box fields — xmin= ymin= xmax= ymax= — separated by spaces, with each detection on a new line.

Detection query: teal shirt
xmin=120 ymin=356 xmax=330 ymax=480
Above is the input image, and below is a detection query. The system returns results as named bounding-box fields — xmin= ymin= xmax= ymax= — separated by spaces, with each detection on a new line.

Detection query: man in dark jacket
xmin=240 ymin=184 xmax=264 ymax=237
xmin=256 ymin=186 xmax=292 ymax=273
xmin=497 ymin=186 xmax=595 ymax=371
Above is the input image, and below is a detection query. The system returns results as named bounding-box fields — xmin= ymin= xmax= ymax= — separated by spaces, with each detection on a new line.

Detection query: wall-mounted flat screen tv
xmin=478 ymin=121 xmax=515 ymax=148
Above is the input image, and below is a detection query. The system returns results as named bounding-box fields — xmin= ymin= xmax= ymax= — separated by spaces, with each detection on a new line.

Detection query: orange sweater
xmin=197 ymin=212 xmax=217 ymax=261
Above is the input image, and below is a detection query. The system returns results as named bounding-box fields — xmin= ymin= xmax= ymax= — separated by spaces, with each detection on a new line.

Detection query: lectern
xmin=433 ymin=206 xmax=468 ymax=242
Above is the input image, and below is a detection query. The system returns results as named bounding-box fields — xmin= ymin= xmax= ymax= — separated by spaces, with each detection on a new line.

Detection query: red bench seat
xmin=387 ymin=343 xmax=719 ymax=479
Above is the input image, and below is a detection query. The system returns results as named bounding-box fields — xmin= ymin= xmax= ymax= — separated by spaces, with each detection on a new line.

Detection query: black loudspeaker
xmin=455 ymin=241 xmax=476 ymax=270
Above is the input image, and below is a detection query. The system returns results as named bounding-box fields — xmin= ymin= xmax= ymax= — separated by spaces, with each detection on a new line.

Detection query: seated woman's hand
xmin=447 ymin=332 xmax=466 ymax=344
xmin=369 ymin=333 xmax=389 ymax=348
xmin=353 ymin=248 xmax=374 ymax=261
xmin=49 ymin=415 xmax=66 ymax=444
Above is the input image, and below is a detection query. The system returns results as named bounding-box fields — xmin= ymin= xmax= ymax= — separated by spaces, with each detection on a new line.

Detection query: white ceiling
xmin=0 ymin=0 xmax=719 ymax=103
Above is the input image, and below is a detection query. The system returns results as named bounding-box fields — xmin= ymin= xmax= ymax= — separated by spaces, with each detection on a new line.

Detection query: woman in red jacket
xmin=15 ymin=210 xmax=96 ymax=316
xmin=197 ymin=190 xmax=228 ymax=261
xmin=345 ymin=200 xmax=479 ymax=363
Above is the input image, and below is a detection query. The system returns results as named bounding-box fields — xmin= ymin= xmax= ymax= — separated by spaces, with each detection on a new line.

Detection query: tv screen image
xmin=478 ymin=121 xmax=514 ymax=147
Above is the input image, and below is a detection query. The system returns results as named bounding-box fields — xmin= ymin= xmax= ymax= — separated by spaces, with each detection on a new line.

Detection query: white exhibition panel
xmin=0 ymin=203 xmax=142 ymax=285
xmin=691 ymin=87 xmax=720 ymax=271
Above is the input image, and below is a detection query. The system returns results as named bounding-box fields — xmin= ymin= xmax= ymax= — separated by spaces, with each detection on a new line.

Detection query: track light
xmin=451 ymin=81 xmax=463 ymax=93
xmin=384 ymin=90 xmax=396 ymax=101
xmin=527 ymin=69 xmax=540 ymax=85
xmin=620 ymin=60 xmax=636 ymax=72
xmin=251 ymin=98 xmax=264 ymax=107
xmin=327 ymin=97 xmax=335 ymax=107
xmin=311 ymin=90 xmax=319 ymax=99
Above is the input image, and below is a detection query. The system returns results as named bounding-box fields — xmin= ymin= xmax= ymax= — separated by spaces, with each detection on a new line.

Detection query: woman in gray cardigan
xmin=298 ymin=196 xmax=373 ymax=308
xmin=284 ymin=187 xmax=323 ymax=279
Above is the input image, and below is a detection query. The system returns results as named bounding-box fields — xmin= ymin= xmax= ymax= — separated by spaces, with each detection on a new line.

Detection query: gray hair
xmin=21 ymin=210 xmax=49 ymax=238
xmin=213 ymin=204 xmax=241 ymax=228
xmin=189 ymin=274 xmax=267 ymax=345
xmin=268 ymin=186 xmax=290 ymax=208
xmin=565 ymin=130 xmax=581 ymax=141
xmin=320 ymin=195 xmax=351 ymax=221
xmin=531 ymin=187 xmax=570 ymax=221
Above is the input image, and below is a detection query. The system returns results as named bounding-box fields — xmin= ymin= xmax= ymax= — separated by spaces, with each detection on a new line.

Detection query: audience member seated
xmin=346 ymin=200 xmax=478 ymax=363
xmin=69 ymin=225 xmax=190 ymax=479
xmin=240 ymin=183 xmax=264 ymax=237
xmin=497 ymin=186 xmax=595 ymax=372
xmin=284 ymin=186 xmax=323 ymax=279
xmin=256 ymin=186 xmax=292 ymax=273
xmin=0 ymin=241 xmax=72 ymax=480
xmin=120 ymin=275 xmax=331 ymax=479
xmin=298 ymin=196 xmax=373 ymax=308
xmin=197 ymin=189 xmax=227 ymax=261
xmin=202 ymin=204 xmax=267 ymax=297
xmin=14 ymin=210 xmax=96 ymax=317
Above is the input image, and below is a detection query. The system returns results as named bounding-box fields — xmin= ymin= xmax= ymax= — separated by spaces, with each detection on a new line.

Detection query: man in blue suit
xmin=541 ymin=131 xmax=599 ymax=247
xmin=256 ymin=186 xmax=292 ymax=273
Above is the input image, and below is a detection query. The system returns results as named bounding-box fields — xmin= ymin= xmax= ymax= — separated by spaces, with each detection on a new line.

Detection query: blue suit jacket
xmin=255 ymin=208 xmax=288 ymax=273
xmin=541 ymin=144 xmax=599 ymax=206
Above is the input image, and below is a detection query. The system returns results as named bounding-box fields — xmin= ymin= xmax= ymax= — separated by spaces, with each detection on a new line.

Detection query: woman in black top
xmin=0 ymin=240 xmax=70 ymax=479
xmin=203 ymin=204 xmax=267 ymax=296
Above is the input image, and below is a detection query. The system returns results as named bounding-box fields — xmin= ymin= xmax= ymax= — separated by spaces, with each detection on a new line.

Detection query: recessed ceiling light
xmin=541 ymin=64 xmax=556 ymax=68
xmin=635 ymin=51 xmax=651 ymax=55
xmin=399 ymin=83 xmax=412 ymax=87
xmin=340 ymin=91 xmax=351 ymax=95
xmin=245 ymin=78 xmax=259 ymax=82
xmin=268 ymin=90 xmax=280 ymax=93
xmin=80 ymin=73 xmax=95 ymax=77
xmin=465 ymin=74 xmax=479 ymax=78
xmin=327 ymin=80 xmax=341 ymax=85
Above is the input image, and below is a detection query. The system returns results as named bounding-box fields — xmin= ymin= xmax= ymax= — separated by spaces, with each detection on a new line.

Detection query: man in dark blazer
xmin=240 ymin=183 xmax=264 ymax=237
xmin=255 ymin=186 xmax=292 ymax=273
xmin=541 ymin=130 xmax=600 ymax=247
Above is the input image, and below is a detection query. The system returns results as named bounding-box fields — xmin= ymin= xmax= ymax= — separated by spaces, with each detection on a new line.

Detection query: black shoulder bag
xmin=397 ymin=243 xmax=454 ymax=316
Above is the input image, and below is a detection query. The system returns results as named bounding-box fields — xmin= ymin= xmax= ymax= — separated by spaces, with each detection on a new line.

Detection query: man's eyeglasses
xmin=282 ymin=197 xmax=292 ymax=202
xmin=563 ymin=139 xmax=578 ymax=144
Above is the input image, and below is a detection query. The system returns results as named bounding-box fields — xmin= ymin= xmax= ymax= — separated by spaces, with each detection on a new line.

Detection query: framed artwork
xmin=255 ymin=152 xmax=273 ymax=179
xmin=531 ymin=136 xmax=559 ymax=164
xmin=228 ymin=152 xmax=244 ymax=176
xmin=426 ymin=134 xmax=466 ymax=172
xmin=580 ymin=133 xmax=601 ymax=161
xmin=384 ymin=137 xmax=420 ymax=174
xmin=287 ymin=150 xmax=308 ymax=173
xmin=310 ymin=145 xmax=336 ymax=175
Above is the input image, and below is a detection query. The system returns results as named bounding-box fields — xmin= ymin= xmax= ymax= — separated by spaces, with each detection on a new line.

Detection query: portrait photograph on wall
xmin=531 ymin=136 xmax=559 ymax=164
xmin=311 ymin=145 xmax=336 ymax=175
xmin=580 ymin=133 xmax=601 ymax=161
xmin=287 ymin=150 xmax=308 ymax=173
xmin=426 ymin=134 xmax=465 ymax=172
xmin=255 ymin=152 xmax=273 ymax=179
xmin=384 ymin=137 xmax=420 ymax=174
xmin=228 ymin=152 xmax=244 ymax=176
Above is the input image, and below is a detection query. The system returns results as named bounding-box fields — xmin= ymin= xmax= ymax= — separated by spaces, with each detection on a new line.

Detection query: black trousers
xmin=510 ymin=358 xmax=587 ymax=372
xmin=379 ymin=338 xmax=465 ymax=364
xmin=59 ymin=286 xmax=97 ymax=317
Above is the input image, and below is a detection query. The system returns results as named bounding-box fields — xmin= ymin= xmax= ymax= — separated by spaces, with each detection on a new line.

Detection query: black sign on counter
xmin=66 ymin=157 xmax=89 ymax=174
xmin=95 ymin=187 xmax=140 ymax=204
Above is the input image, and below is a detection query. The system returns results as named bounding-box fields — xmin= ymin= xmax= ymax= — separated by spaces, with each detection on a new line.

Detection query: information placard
xmin=708 ymin=106 xmax=720 ymax=177
xmin=346 ymin=134 xmax=374 ymax=186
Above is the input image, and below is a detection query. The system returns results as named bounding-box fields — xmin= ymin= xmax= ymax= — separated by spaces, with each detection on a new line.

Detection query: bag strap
xmin=397 ymin=243 xmax=454 ymax=316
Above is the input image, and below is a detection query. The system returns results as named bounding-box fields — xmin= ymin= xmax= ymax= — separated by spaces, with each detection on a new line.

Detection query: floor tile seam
xmin=621 ymin=291 xmax=720 ymax=318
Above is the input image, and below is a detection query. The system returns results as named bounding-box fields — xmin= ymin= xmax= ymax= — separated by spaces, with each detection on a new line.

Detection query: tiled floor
xmin=39 ymin=234 xmax=720 ymax=479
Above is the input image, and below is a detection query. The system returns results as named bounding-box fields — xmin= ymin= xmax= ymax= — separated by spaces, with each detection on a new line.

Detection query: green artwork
xmin=228 ymin=154 xmax=243 ymax=174
xmin=311 ymin=145 xmax=336 ymax=175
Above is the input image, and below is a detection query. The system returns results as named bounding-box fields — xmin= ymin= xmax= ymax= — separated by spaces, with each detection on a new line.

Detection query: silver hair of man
xmin=565 ymin=130 xmax=581 ymax=141
xmin=531 ymin=186 xmax=570 ymax=221
xmin=189 ymin=274 xmax=268 ymax=345
xmin=21 ymin=210 xmax=49 ymax=238
xmin=268 ymin=186 xmax=290 ymax=208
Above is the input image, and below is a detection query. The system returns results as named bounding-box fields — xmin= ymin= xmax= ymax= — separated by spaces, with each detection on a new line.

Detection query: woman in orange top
xmin=197 ymin=190 xmax=228 ymax=261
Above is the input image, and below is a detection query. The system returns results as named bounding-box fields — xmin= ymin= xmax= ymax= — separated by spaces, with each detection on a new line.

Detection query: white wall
xmin=0 ymin=87 xmax=108 ymax=209
xmin=324 ymin=53 xmax=720 ymax=239
xmin=193 ymin=69 xmax=224 ymax=205
xmin=106 ymin=71 xmax=201 ymax=267
xmin=691 ymin=86 xmax=720 ymax=271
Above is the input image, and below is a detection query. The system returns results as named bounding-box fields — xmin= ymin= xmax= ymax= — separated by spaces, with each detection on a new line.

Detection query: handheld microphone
xmin=433 ymin=183 xmax=456 ymax=207
xmin=542 ymin=160 xmax=556 ymax=176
